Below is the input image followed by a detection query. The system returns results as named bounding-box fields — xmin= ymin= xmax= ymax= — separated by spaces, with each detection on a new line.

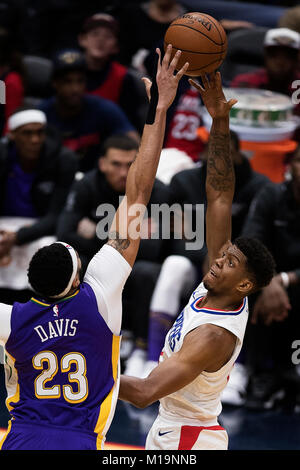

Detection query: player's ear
xmin=72 ymin=274 xmax=80 ymax=289
xmin=236 ymin=278 xmax=253 ymax=295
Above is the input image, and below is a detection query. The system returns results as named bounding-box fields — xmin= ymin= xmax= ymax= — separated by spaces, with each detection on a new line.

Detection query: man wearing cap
xmin=0 ymin=106 xmax=78 ymax=303
xmin=231 ymin=27 xmax=300 ymax=115
xmin=39 ymin=49 xmax=139 ymax=172
xmin=78 ymin=13 xmax=148 ymax=134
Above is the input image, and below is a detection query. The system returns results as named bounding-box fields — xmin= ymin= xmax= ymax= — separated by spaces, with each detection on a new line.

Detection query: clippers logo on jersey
xmin=168 ymin=310 xmax=184 ymax=352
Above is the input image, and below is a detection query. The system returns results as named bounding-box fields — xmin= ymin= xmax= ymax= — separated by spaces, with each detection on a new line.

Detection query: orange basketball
xmin=164 ymin=12 xmax=227 ymax=76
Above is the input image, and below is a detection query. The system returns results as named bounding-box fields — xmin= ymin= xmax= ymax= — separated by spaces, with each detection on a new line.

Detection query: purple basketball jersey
xmin=3 ymin=282 xmax=120 ymax=449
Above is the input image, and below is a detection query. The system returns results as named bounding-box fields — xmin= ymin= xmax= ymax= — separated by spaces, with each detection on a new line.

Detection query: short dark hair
xmin=28 ymin=243 xmax=73 ymax=298
xmin=101 ymin=134 xmax=139 ymax=156
xmin=233 ymin=237 xmax=276 ymax=292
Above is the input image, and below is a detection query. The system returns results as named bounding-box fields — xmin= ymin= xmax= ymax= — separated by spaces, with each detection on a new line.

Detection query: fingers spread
xmin=162 ymin=43 xmax=172 ymax=68
xmin=176 ymin=61 xmax=189 ymax=80
xmin=168 ymin=49 xmax=182 ymax=73
xmin=188 ymin=78 xmax=204 ymax=92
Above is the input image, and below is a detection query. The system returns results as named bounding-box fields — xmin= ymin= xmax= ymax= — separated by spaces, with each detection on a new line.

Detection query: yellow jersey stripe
xmin=94 ymin=335 xmax=120 ymax=449
xmin=30 ymin=289 xmax=80 ymax=307
xmin=5 ymin=351 xmax=20 ymax=413
xmin=0 ymin=420 xmax=12 ymax=450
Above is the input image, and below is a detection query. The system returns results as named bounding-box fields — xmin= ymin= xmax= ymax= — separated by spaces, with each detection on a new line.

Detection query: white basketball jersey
xmin=158 ymin=282 xmax=249 ymax=425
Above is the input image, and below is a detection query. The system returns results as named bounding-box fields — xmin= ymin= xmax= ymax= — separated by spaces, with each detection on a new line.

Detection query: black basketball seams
xmin=187 ymin=58 xmax=223 ymax=72
xmin=167 ymin=23 xmax=225 ymax=47
xmin=199 ymin=12 xmax=223 ymax=44
xmin=199 ymin=12 xmax=225 ymax=64
xmin=167 ymin=43 xmax=227 ymax=55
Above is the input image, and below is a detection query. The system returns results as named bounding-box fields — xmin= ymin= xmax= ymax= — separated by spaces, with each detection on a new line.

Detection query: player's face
xmin=53 ymin=71 xmax=86 ymax=108
xmin=80 ymin=27 xmax=118 ymax=60
xmin=265 ymin=46 xmax=298 ymax=81
xmin=99 ymin=148 xmax=136 ymax=192
xmin=203 ymin=242 xmax=250 ymax=296
xmin=10 ymin=123 xmax=46 ymax=160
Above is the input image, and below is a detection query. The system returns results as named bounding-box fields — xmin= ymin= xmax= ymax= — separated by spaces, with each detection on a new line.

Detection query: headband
xmin=52 ymin=242 xmax=79 ymax=298
xmin=8 ymin=110 xmax=47 ymax=131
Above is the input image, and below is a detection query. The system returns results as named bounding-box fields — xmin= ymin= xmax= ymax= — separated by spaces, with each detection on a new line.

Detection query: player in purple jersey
xmin=0 ymin=45 xmax=189 ymax=450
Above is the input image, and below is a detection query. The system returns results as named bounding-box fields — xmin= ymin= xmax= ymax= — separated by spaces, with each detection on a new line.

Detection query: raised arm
xmin=190 ymin=73 xmax=237 ymax=267
xmin=107 ymin=45 xmax=189 ymax=266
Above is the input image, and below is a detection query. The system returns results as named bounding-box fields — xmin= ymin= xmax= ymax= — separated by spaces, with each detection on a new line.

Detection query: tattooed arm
xmin=107 ymin=45 xmax=189 ymax=267
xmin=190 ymin=73 xmax=237 ymax=266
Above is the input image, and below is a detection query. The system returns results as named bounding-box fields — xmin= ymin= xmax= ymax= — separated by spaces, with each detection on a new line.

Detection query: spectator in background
xmin=0 ymin=29 xmax=25 ymax=135
xmin=56 ymin=134 xmax=171 ymax=363
xmin=163 ymin=81 xmax=205 ymax=164
xmin=125 ymin=130 xmax=270 ymax=380
xmin=242 ymin=146 xmax=300 ymax=410
xmin=38 ymin=49 xmax=138 ymax=172
xmin=0 ymin=106 xmax=78 ymax=304
xmin=24 ymin=0 xmax=107 ymax=58
xmin=278 ymin=5 xmax=300 ymax=34
xmin=231 ymin=28 xmax=300 ymax=115
xmin=78 ymin=13 xmax=148 ymax=134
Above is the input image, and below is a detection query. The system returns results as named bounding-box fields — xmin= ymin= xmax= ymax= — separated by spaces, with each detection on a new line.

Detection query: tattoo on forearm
xmin=207 ymin=132 xmax=234 ymax=192
xmin=107 ymin=231 xmax=130 ymax=252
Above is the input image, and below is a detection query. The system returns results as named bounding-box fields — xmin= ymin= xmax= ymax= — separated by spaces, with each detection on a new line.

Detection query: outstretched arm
xmin=119 ymin=324 xmax=236 ymax=408
xmin=107 ymin=45 xmax=189 ymax=267
xmin=190 ymin=73 xmax=237 ymax=267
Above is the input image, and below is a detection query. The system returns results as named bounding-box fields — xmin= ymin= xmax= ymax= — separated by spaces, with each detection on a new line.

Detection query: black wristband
xmin=145 ymin=77 xmax=159 ymax=125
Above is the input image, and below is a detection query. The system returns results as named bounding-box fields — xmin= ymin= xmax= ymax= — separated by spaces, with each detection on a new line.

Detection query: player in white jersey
xmin=119 ymin=72 xmax=276 ymax=450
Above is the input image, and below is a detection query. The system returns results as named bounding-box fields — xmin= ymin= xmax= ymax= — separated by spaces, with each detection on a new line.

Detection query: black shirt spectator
xmin=56 ymin=135 xmax=170 ymax=268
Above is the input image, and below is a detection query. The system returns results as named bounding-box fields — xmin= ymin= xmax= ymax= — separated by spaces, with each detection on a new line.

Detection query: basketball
xmin=164 ymin=12 xmax=227 ymax=76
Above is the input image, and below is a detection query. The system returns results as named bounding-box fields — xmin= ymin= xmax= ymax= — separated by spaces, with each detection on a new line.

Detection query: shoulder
xmin=231 ymin=68 xmax=267 ymax=86
xmin=4 ymin=71 xmax=23 ymax=87
xmin=150 ymin=178 xmax=171 ymax=201
xmin=170 ymin=166 xmax=204 ymax=186
xmin=84 ymin=94 xmax=118 ymax=112
xmin=38 ymin=97 xmax=55 ymax=113
xmin=56 ymin=144 xmax=78 ymax=166
xmin=72 ymin=169 xmax=98 ymax=191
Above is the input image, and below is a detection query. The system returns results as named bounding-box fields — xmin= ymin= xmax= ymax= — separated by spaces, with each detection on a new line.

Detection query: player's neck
xmin=201 ymin=291 xmax=244 ymax=312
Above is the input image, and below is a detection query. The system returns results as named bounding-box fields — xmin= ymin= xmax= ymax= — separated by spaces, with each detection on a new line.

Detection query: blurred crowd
xmin=1 ymin=0 xmax=300 ymax=416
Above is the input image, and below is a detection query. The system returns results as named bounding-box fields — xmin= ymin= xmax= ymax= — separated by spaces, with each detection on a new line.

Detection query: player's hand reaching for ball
xmin=189 ymin=72 xmax=237 ymax=119
xmin=143 ymin=44 xmax=189 ymax=112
